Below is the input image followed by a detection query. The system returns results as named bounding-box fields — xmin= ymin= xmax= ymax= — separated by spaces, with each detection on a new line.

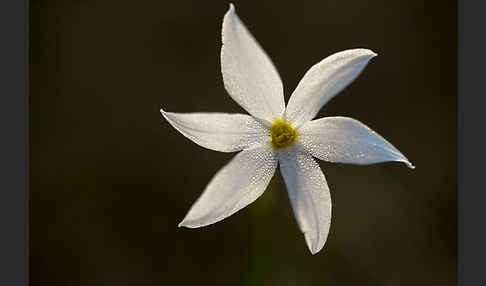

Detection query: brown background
xmin=31 ymin=0 xmax=456 ymax=285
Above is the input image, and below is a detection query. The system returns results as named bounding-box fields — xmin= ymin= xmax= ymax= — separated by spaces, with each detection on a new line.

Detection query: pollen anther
xmin=270 ymin=119 xmax=298 ymax=149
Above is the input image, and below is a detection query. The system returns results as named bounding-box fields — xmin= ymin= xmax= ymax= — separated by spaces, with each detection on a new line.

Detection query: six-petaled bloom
xmin=160 ymin=4 xmax=414 ymax=255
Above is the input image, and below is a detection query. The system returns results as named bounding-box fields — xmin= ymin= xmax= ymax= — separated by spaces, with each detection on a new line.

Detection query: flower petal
xmin=279 ymin=146 xmax=332 ymax=255
xmin=221 ymin=4 xmax=285 ymax=123
xmin=299 ymin=116 xmax=414 ymax=168
xmin=161 ymin=109 xmax=269 ymax=153
xmin=285 ymin=49 xmax=377 ymax=127
xmin=179 ymin=145 xmax=277 ymax=228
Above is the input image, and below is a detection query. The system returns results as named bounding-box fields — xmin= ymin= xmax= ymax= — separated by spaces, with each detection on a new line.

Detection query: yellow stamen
xmin=270 ymin=119 xmax=298 ymax=149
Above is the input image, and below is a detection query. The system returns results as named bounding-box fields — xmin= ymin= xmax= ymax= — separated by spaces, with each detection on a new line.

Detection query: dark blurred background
xmin=30 ymin=0 xmax=456 ymax=285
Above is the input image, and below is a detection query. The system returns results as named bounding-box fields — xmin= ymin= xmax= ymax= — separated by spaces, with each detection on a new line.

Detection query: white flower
xmin=160 ymin=4 xmax=414 ymax=255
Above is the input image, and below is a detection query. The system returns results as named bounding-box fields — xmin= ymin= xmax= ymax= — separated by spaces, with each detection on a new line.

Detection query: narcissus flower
xmin=161 ymin=4 xmax=414 ymax=255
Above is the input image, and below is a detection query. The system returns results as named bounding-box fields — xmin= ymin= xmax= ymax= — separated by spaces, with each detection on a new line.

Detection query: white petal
xmin=279 ymin=146 xmax=332 ymax=255
xmin=299 ymin=116 xmax=414 ymax=168
xmin=161 ymin=109 xmax=269 ymax=153
xmin=221 ymin=4 xmax=285 ymax=123
xmin=285 ymin=49 xmax=377 ymax=127
xmin=179 ymin=145 xmax=277 ymax=228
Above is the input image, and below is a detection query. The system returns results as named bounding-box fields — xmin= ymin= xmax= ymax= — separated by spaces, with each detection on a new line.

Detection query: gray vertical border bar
xmin=459 ymin=0 xmax=486 ymax=285
xmin=0 ymin=0 xmax=28 ymax=285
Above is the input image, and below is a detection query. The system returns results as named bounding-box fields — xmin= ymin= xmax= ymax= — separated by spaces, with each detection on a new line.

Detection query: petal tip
xmin=399 ymin=158 xmax=415 ymax=169
xmin=222 ymin=3 xmax=237 ymax=42
xmin=304 ymin=233 xmax=324 ymax=255
xmin=226 ymin=3 xmax=235 ymax=15
xmin=362 ymin=49 xmax=378 ymax=58
xmin=178 ymin=216 xmax=204 ymax=228
xmin=178 ymin=220 xmax=192 ymax=228
xmin=308 ymin=245 xmax=323 ymax=255
xmin=160 ymin=108 xmax=170 ymax=121
xmin=352 ymin=48 xmax=378 ymax=59
xmin=406 ymin=162 xmax=416 ymax=169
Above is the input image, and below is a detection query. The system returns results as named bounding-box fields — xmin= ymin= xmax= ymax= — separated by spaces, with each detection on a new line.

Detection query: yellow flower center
xmin=270 ymin=119 xmax=298 ymax=149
